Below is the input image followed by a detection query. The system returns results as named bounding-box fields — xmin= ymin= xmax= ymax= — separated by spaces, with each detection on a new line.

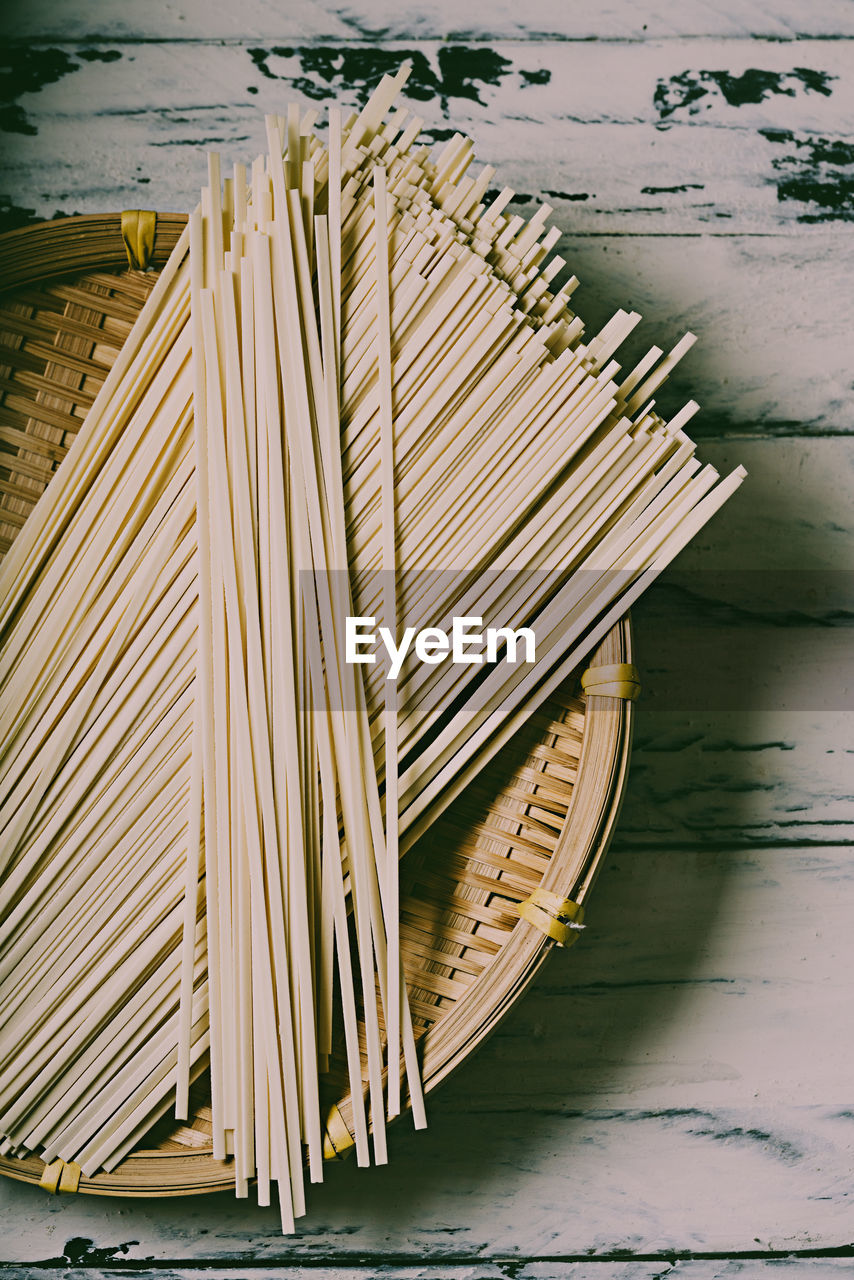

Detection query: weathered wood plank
xmin=4 ymin=0 xmax=854 ymax=40
xmin=1 ymin=40 xmax=853 ymax=237
xmin=1 ymin=844 xmax=851 ymax=1260
xmin=2 ymin=1104 xmax=852 ymax=1260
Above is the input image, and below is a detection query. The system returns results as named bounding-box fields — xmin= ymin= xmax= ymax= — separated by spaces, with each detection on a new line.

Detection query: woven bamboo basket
xmin=0 ymin=215 xmax=636 ymax=1197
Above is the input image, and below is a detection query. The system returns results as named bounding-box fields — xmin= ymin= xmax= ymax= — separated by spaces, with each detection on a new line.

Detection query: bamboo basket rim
xmin=0 ymin=215 xmax=635 ymax=1197
xmin=0 ymin=212 xmax=187 ymax=289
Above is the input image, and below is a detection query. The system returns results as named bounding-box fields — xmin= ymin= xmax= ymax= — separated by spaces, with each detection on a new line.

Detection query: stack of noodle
xmin=0 ymin=65 xmax=743 ymax=1230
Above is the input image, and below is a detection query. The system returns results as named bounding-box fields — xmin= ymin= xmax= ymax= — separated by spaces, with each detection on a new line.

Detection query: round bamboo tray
xmin=0 ymin=215 xmax=635 ymax=1197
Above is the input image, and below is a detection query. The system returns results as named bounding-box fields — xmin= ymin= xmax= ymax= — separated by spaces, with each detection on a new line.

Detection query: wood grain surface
xmin=0 ymin=0 xmax=851 ymax=1274
xmin=2 ymin=40 xmax=853 ymax=238
xmin=5 ymin=0 xmax=854 ymax=39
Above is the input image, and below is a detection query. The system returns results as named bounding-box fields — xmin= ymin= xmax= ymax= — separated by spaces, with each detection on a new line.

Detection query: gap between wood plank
xmin=10 ymin=1242 xmax=854 ymax=1270
xmin=5 ymin=36 xmax=854 ymax=45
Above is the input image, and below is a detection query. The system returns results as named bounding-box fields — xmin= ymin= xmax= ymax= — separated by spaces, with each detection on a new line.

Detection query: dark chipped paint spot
xmin=519 ymin=68 xmax=551 ymax=87
xmin=246 ymin=45 xmax=543 ymax=115
xmin=592 ymin=1110 xmax=802 ymax=1162
xmin=700 ymin=740 xmax=796 ymax=753
xmin=641 ymin=183 xmax=705 ymax=194
xmin=771 ymin=816 xmax=854 ymax=828
xmin=777 ymin=174 xmax=854 ymax=220
xmin=0 ymin=104 xmax=34 ymax=133
xmin=545 ymin=189 xmax=592 ymax=201
xmin=762 ymin=128 xmax=854 ymax=166
xmin=0 ymin=198 xmax=79 ymax=234
xmin=63 ymin=1239 xmax=138 ymax=1266
xmin=429 ymin=46 xmax=512 ymax=106
xmin=571 ymin=977 xmax=740 ymax=991
xmin=683 ymin=409 xmax=815 ymax=438
xmin=688 ymin=1124 xmax=802 ymax=1163
xmin=77 ymin=49 xmax=122 ymax=63
xmin=420 ymin=125 xmax=460 ymax=143
xmin=0 ymin=46 xmax=80 ymax=134
xmin=149 ymin=135 xmax=252 ymax=147
xmin=485 ymin=187 xmax=535 ymax=205
xmin=654 ymin=67 xmax=835 ymax=120
xmin=0 ymin=197 xmax=37 ymax=232
xmin=248 ymin=46 xmax=280 ymax=80
xmin=760 ymin=127 xmax=854 ymax=222
xmin=498 ymin=1262 xmax=528 ymax=1280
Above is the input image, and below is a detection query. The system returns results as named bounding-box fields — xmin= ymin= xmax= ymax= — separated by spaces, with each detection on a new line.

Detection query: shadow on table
xmin=298 ymin=430 xmax=851 ymax=1239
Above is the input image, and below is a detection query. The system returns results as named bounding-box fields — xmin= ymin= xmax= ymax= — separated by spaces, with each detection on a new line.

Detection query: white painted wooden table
xmin=1 ymin=3 xmax=852 ymax=1275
